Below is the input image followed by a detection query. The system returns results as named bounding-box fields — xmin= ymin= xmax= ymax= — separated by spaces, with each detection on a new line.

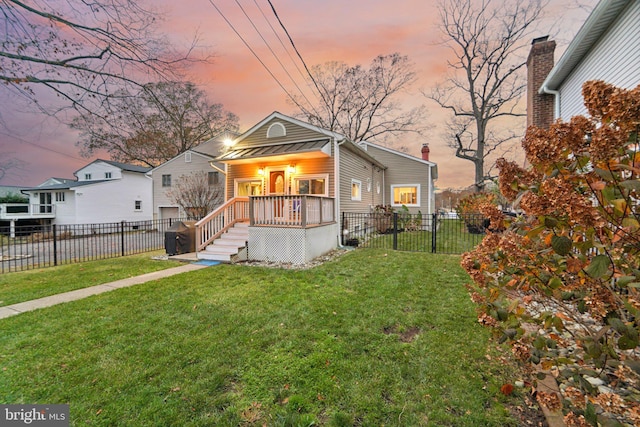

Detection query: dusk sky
xmin=0 ymin=0 xmax=596 ymax=189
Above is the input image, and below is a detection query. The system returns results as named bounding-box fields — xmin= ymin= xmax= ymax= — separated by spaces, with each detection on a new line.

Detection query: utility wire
xmin=233 ymin=0 xmax=317 ymax=110
xmin=265 ymin=0 xmax=330 ymax=112
xmin=207 ymin=0 xmax=312 ymax=113
xmin=251 ymin=0 xmax=319 ymax=103
xmin=207 ymin=0 xmax=306 ymax=112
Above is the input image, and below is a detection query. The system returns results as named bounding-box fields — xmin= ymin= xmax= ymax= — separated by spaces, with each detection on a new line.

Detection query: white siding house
xmin=21 ymin=160 xmax=152 ymax=225
xmin=539 ymin=0 xmax=640 ymax=121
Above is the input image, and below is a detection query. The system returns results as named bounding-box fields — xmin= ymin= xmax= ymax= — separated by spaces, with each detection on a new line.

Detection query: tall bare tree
xmin=71 ymin=81 xmax=239 ymax=167
xmin=0 ymin=153 xmax=26 ymax=183
xmin=167 ymin=171 xmax=224 ymax=219
xmin=0 ymin=0 xmax=200 ymax=118
xmin=429 ymin=0 xmax=545 ymax=191
xmin=293 ymin=53 xmax=427 ymax=142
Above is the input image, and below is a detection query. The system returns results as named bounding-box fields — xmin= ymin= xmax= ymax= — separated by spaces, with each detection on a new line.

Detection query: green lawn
xmin=363 ymin=219 xmax=485 ymax=254
xmin=0 ymin=251 xmax=183 ymax=307
xmin=0 ymin=249 xmax=522 ymax=426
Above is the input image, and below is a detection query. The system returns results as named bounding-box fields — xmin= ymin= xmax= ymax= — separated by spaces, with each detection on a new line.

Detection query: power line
xmin=233 ymin=0 xmax=317 ymax=111
xmin=251 ymin=0 xmax=319 ymax=102
xmin=265 ymin=0 xmax=329 ymax=111
xmin=206 ymin=0 xmax=309 ymax=113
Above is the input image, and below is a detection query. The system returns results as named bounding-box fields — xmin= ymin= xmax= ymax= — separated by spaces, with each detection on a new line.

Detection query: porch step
xmin=197 ymin=222 xmax=249 ymax=263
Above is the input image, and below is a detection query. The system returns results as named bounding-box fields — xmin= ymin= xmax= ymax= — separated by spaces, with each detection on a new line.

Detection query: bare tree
xmin=0 ymin=0 xmax=201 ymax=118
xmin=71 ymin=81 xmax=239 ymax=167
xmin=0 ymin=154 xmax=26 ymax=183
xmin=293 ymin=53 xmax=427 ymax=142
xmin=428 ymin=0 xmax=545 ymax=191
xmin=167 ymin=171 xmax=224 ymax=219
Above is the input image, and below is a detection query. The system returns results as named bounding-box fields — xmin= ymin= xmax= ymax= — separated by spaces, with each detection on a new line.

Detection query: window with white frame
xmin=162 ymin=174 xmax=171 ymax=187
xmin=185 ymin=152 xmax=192 ymax=163
xmin=55 ymin=192 xmax=65 ymax=202
xmin=105 ymin=172 xmax=112 ymax=179
xmin=391 ymin=184 xmax=420 ymax=207
xmin=134 ymin=200 xmax=142 ymax=211
xmin=351 ymin=179 xmax=362 ymax=201
xmin=293 ymin=175 xmax=328 ymax=196
xmin=84 ymin=173 xmax=92 ymax=180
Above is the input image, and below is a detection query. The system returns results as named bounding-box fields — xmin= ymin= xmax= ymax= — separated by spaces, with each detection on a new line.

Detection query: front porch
xmin=196 ymin=195 xmax=337 ymax=264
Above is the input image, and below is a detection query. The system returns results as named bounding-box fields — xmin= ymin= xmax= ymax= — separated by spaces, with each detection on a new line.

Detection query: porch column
xmin=10 ymin=220 xmax=16 ymax=238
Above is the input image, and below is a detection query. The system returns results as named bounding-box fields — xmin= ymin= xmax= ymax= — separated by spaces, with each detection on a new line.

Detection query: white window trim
xmin=292 ymin=174 xmax=329 ymax=197
xmin=266 ymin=122 xmax=286 ymax=138
xmin=185 ymin=152 xmax=192 ymax=163
xmin=234 ymin=178 xmax=263 ymax=197
xmin=134 ymin=200 xmax=142 ymax=211
xmin=391 ymin=184 xmax=421 ymax=207
xmin=351 ymin=179 xmax=362 ymax=201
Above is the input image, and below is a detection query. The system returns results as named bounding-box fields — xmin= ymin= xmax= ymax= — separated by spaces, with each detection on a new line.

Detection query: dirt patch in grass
xmin=382 ymin=324 xmax=422 ymax=343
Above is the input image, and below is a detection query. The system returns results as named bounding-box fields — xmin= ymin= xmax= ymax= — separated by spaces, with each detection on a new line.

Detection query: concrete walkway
xmin=0 ymin=262 xmax=209 ymax=320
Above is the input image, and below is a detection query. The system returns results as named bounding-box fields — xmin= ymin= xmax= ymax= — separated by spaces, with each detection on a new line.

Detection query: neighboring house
xmin=527 ymin=0 xmax=640 ymax=128
xmin=148 ymin=134 xmax=231 ymax=220
xmin=195 ymin=111 xmax=437 ymax=264
xmin=18 ymin=159 xmax=152 ymax=226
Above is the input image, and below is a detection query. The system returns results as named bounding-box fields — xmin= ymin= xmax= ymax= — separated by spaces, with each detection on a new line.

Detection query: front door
xmin=268 ymin=169 xmax=286 ymax=220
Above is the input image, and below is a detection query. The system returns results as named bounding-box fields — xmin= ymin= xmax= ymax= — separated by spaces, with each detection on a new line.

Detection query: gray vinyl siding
xmin=338 ymin=147 xmax=384 ymax=212
xmin=240 ymin=118 xmax=330 ymax=146
xmin=151 ymin=152 xmax=223 ymax=219
xmin=364 ymin=145 xmax=433 ymax=215
xmin=559 ymin=0 xmax=640 ymax=119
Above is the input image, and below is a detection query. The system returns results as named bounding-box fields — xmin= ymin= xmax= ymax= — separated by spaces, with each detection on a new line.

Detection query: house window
xmin=266 ymin=122 xmax=286 ymax=138
xmin=185 ymin=152 xmax=192 ymax=163
xmin=55 ymin=192 xmax=65 ymax=202
xmin=208 ymin=171 xmax=219 ymax=185
xmin=134 ymin=200 xmax=142 ymax=211
xmin=293 ymin=175 xmax=328 ymax=197
xmin=391 ymin=184 xmax=420 ymax=207
xmin=162 ymin=174 xmax=172 ymax=187
xmin=84 ymin=173 xmax=92 ymax=180
xmin=351 ymin=179 xmax=362 ymax=201
xmin=105 ymin=172 xmax=112 ymax=179
xmin=236 ymin=179 xmax=262 ymax=196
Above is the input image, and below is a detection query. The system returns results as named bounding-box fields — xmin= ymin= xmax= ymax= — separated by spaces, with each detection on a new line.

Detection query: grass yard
xmin=0 ymin=249 xmax=525 ymax=426
xmin=0 ymin=251 xmax=183 ymax=307
xmin=363 ymin=219 xmax=485 ymax=254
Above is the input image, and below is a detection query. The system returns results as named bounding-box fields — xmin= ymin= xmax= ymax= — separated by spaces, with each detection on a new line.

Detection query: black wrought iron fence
xmin=0 ymin=218 xmax=189 ymax=273
xmin=341 ymin=212 xmax=488 ymax=254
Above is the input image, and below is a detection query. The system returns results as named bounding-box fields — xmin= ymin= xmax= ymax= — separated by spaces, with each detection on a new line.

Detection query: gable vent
xmin=267 ymin=122 xmax=286 ymax=138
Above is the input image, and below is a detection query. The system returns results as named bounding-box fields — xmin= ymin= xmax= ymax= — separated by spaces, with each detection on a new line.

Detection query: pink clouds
xmin=0 ymin=0 xmax=597 ymax=189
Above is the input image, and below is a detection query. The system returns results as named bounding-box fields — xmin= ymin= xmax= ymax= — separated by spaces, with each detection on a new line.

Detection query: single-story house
xmin=196 ymin=111 xmax=437 ymax=264
xmin=527 ymin=0 xmax=640 ymax=128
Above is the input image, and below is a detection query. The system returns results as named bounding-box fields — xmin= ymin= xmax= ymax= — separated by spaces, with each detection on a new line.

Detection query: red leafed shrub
xmin=462 ymin=81 xmax=640 ymax=425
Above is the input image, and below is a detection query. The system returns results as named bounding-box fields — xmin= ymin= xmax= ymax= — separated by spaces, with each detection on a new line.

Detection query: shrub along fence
xmin=341 ymin=212 xmax=488 ymax=254
xmin=0 ymin=219 xmax=189 ymax=273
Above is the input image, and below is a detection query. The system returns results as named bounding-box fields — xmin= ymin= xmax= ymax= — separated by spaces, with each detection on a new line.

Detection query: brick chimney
xmin=527 ymin=36 xmax=556 ymax=129
xmin=421 ymin=144 xmax=430 ymax=161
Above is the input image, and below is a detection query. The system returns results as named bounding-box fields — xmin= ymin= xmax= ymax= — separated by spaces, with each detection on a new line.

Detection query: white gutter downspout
xmin=334 ymin=138 xmax=343 ymax=247
xmin=540 ymin=84 xmax=561 ymax=120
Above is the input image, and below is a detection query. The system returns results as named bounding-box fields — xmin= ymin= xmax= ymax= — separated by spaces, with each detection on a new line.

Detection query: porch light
xmin=258 ymin=167 xmax=264 ymax=175
xmin=288 ymin=164 xmax=296 ymax=173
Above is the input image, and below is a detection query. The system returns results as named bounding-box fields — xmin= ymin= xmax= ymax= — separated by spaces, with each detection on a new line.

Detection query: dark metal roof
xmin=217 ymin=139 xmax=330 ymax=162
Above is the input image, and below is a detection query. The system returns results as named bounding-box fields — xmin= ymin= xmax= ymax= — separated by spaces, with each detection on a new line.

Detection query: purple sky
xmin=0 ymin=0 xmax=596 ymax=189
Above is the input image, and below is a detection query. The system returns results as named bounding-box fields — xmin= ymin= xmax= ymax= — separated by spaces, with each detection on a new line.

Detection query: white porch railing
xmin=249 ymin=195 xmax=335 ymax=227
xmin=0 ymin=203 xmax=56 ymax=220
xmin=195 ymin=196 xmax=335 ymax=252
xmin=195 ymin=197 xmax=249 ymax=252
